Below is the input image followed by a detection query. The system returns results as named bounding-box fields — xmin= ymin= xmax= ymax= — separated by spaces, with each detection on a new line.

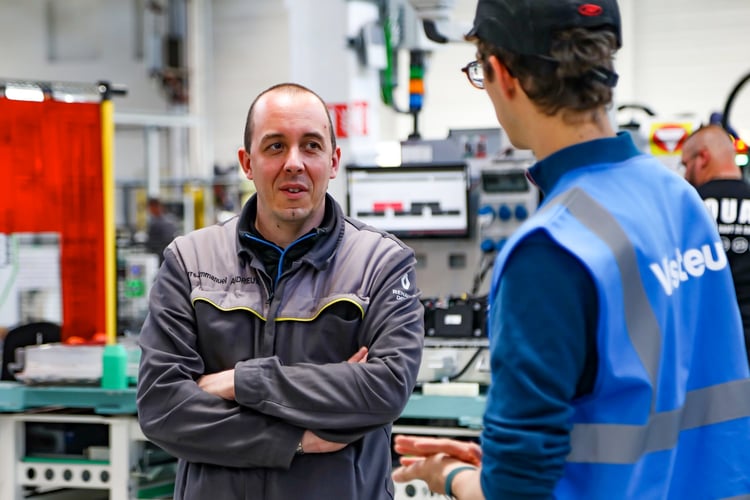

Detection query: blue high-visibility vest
xmin=490 ymin=154 xmax=750 ymax=499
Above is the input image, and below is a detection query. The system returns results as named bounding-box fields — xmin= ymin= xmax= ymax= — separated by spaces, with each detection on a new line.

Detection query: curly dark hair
xmin=479 ymin=28 xmax=619 ymax=124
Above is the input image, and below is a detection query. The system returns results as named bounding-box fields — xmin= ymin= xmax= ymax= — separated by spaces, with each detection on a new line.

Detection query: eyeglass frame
xmin=461 ymin=60 xmax=485 ymax=90
xmin=460 ymin=51 xmax=517 ymax=89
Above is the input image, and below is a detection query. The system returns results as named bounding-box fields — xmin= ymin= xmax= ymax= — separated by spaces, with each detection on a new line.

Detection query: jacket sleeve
xmin=233 ymin=244 xmax=424 ymax=440
xmin=136 ymin=248 xmax=303 ymax=469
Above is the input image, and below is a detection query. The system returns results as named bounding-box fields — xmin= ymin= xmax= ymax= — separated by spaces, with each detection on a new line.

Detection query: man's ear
xmin=238 ymin=148 xmax=253 ymax=180
xmin=697 ymin=148 xmax=710 ymax=167
xmin=329 ymin=147 xmax=341 ymax=179
xmin=697 ymin=148 xmax=714 ymax=177
xmin=487 ymin=54 xmax=517 ymax=98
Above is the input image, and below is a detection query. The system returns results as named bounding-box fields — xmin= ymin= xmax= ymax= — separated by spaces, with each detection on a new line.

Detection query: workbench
xmin=0 ymin=382 xmax=487 ymax=500
xmin=0 ymin=382 xmax=168 ymax=500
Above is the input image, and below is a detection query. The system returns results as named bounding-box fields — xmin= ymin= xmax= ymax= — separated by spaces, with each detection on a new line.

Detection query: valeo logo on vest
xmin=649 ymin=242 xmax=727 ymax=296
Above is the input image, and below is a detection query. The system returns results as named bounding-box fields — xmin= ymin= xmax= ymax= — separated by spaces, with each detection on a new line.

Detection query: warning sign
xmin=650 ymin=122 xmax=694 ymax=155
xmin=327 ymin=100 xmax=369 ymax=139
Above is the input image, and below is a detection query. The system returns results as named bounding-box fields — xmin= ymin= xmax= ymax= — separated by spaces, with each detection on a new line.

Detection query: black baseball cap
xmin=466 ymin=0 xmax=622 ymax=57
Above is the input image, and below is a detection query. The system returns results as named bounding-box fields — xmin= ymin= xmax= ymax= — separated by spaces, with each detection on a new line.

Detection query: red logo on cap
xmin=579 ymin=4 xmax=603 ymax=16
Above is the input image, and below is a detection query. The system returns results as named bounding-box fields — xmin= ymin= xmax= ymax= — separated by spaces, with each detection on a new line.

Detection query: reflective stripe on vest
xmin=568 ymin=378 xmax=750 ymax=463
xmin=542 ymin=187 xmax=750 ymax=464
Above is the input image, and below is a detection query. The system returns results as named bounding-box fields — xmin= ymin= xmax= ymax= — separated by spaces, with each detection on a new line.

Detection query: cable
xmin=471 ymin=251 xmax=496 ymax=295
xmin=418 ymin=346 xmax=485 ymax=385
xmin=721 ymin=71 xmax=750 ymax=135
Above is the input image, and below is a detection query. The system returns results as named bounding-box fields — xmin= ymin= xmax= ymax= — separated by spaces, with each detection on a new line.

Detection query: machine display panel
xmin=481 ymin=170 xmax=529 ymax=193
xmin=346 ymin=163 xmax=470 ymax=239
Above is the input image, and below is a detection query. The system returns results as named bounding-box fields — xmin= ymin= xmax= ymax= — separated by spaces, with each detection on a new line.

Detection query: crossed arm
xmin=198 ymin=346 xmax=370 ymax=453
xmin=138 ymin=246 xmax=423 ymax=467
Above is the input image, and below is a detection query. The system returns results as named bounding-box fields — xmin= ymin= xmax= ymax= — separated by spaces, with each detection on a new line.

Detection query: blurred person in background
xmin=145 ymin=197 xmax=179 ymax=265
xmin=683 ymin=123 xmax=750 ymax=365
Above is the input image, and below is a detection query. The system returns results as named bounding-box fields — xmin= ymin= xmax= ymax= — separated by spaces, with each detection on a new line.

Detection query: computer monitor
xmin=345 ymin=163 xmax=470 ymax=239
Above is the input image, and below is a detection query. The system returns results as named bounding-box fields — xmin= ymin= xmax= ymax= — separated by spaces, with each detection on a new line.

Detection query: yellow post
xmin=99 ymin=82 xmax=129 ymax=389
xmin=100 ymin=90 xmax=116 ymax=346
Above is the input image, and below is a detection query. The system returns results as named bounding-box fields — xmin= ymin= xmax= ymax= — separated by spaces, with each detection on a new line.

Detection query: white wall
xmin=2 ymin=0 xmax=750 ymax=186
xmin=210 ymin=0 xmax=290 ymax=170
xmin=621 ymin=0 xmax=750 ymax=131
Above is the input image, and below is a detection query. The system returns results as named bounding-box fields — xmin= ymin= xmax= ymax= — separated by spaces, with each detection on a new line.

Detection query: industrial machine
xmin=369 ymin=4 xmax=540 ymax=488
xmin=348 ymin=126 xmax=539 ymax=500
xmin=373 ymin=126 xmax=539 ymax=299
xmin=0 ymin=233 xmax=63 ymax=330
xmin=117 ymin=251 xmax=160 ymax=335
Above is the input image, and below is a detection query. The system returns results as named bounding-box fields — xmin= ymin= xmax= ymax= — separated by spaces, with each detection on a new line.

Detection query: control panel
xmin=472 ymin=154 xmax=538 ymax=256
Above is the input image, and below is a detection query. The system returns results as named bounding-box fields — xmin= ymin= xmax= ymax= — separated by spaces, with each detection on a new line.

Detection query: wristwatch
xmin=295 ymin=441 xmax=305 ymax=455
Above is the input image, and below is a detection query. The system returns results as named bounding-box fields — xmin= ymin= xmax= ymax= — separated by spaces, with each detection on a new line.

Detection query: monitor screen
xmin=345 ymin=163 xmax=470 ymax=239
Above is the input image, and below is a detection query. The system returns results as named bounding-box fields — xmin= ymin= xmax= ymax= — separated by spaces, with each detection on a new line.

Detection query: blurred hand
xmin=392 ymin=452 xmax=478 ymax=496
xmin=197 ymin=368 xmax=235 ymax=400
xmin=393 ymin=435 xmax=482 ymax=466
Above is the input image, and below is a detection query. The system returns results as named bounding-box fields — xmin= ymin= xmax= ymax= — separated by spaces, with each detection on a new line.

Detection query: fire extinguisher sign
xmin=327 ymin=100 xmax=369 ymax=139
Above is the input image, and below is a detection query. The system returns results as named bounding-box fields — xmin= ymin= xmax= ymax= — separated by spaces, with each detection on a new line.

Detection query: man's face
xmin=239 ymin=91 xmax=340 ymax=236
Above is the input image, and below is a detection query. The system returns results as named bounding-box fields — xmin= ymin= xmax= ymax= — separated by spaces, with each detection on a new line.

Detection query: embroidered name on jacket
xmin=187 ymin=271 xmax=257 ymax=285
xmin=649 ymin=242 xmax=727 ymax=296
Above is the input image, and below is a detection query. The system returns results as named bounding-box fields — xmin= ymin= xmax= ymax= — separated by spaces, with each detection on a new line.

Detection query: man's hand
xmin=197 ymin=368 xmax=236 ymax=400
xmin=392 ymin=436 xmax=484 ymax=498
xmin=347 ymin=346 xmax=368 ymax=363
xmin=294 ymin=347 xmax=368 ymax=456
xmin=393 ymin=435 xmax=482 ymax=466
xmin=392 ymin=452 xmax=481 ymax=497
xmin=300 ymin=430 xmax=347 ymax=454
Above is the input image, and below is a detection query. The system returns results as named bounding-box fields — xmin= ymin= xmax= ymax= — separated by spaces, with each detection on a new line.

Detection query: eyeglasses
xmin=461 ymin=60 xmax=484 ymax=89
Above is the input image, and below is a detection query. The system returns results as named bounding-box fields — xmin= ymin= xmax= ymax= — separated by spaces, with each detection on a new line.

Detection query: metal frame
xmin=0 ymin=413 xmax=146 ymax=500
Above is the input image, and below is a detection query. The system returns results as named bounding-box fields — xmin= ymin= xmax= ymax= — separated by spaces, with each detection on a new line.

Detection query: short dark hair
xmin=242 ymin=83 xmax=337 ymax=152
xmin=479 ymin=27 xmax=619 ymax=123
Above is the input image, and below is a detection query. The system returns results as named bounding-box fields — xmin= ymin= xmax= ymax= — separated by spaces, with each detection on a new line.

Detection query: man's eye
xmin=267 ymin=143 xmax=283 ymax=151
xmin=307 ymin=142 xmax=322 ymax=150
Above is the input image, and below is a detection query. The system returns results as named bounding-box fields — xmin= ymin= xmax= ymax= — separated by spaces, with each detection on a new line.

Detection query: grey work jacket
xmin=137 ymin=195 xmax=424 ymax=499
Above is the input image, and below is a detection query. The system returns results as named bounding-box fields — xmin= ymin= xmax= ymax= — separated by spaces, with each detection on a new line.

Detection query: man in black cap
xmin=392 ymin=1 xmax=750 ymax=498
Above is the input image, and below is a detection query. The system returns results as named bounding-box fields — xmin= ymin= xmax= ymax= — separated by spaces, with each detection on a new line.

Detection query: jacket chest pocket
xmin=191 ymin=289 xmax=266 ymax=370
xmin=273 ymin=296 xmax=368 ymax=364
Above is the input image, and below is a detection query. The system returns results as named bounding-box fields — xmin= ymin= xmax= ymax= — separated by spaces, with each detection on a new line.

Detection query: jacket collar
xmin=235 ymin=193 xmax=343 ymax=272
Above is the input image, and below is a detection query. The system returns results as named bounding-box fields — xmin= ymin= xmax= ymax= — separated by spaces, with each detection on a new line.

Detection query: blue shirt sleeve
xmin=480 ymin=230 xmax=597 ymax=499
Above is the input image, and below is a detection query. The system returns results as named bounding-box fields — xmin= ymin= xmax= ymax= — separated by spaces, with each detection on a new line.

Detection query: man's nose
xmin=284 ymin=148 xmax=304 ymax=173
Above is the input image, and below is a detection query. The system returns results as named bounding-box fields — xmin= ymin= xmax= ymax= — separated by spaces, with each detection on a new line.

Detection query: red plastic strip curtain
xmin=0 ymin=97 xmax=105 ymax=342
